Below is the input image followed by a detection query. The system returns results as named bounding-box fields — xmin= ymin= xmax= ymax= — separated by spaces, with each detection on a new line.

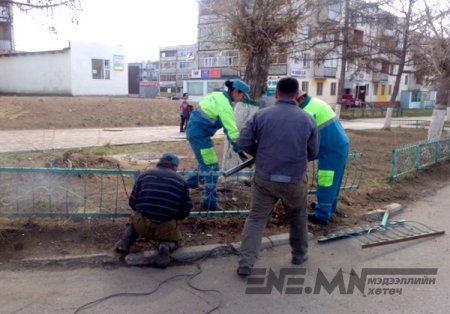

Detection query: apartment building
xmin=194 ymin=0 xmax=432 ymax=107
xmin=128 ymin=61 xmax=159 ymax=96
xmin=159 ymin=44 xmax=197 ymax=96
xmin=0 ymin=3 xmax=14 ymax=54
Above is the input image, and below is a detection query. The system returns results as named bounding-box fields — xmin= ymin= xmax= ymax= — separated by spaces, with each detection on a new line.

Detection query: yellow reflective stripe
xmin=318 ymin=169 xmax=334 ymax=187
xmin=200 ymin=147 xmax=218 ymax=165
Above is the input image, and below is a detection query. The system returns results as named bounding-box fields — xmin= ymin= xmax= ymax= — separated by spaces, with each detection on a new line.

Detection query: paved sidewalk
xmin=0 ymin=126 xmax=188 ymax=153
xmin=0 ymin=116 xmax=433 ymax=154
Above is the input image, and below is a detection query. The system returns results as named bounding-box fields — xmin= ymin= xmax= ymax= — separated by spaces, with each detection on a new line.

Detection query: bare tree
xmin=199 ymin=0 xmax=314 ymax=100
xmin=379 ymin=0 xmax=420 ymax=128
xmin=412 ymin=0 xmax=450 ymax=138
xmin=0 ymin=0 xmax=81 ymax=32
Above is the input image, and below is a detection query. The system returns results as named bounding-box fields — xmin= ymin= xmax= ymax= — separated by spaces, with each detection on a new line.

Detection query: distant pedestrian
xmin=236 ymin=77 xmax=319 ymax=277
xmin=179 ymin=93 xmax=193 ymax=132
xmin=115 ymin=153 xmax=192 ymax=268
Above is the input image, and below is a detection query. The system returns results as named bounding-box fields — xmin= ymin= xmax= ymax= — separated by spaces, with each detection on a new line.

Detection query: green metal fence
xmin=0 ymin=152 xmax=363 ymax=219
xmin=341 ymin=108 xmax=403 ymax=119
xmin=391 ymin=119 xmax=450 ymax=130
xmin=389 ymin=137 xmax=450 ymax=182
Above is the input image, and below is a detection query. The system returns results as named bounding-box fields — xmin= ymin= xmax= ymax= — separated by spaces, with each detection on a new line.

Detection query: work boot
xmin=292 ymin=255 xmax=308 ymax=265
xmin=236 ymin=266 xmax=252 ymax=277
xmin=115 ymin=224 xmax=138 ymax=254
xmin=307 ymin=213 xmax=329 ymax=225
xmin=153 ymin=242 xmax=171 ymax=269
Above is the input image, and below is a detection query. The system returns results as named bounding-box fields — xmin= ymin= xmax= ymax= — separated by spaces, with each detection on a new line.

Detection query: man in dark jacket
xmin=116 ymin=153 xmax=192 ymax=268
xmin=236 ymin=77 xmax=319 ymax=277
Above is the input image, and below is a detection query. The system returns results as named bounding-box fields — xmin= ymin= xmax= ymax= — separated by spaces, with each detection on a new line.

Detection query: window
xmin=381 ymin=84 xmax=386 ymax=96
xmin=353 ymin=30 xmax=364 ymax=45
xmin=199 ymin=52 xmax=218 ymax=67
xmin=324 ymin=53 xmax=338 ymax=68
xmin=160 ymin=74 xmax=177 ymax=81
xmin=160 ymin=62 xmax=176 ymax=69
xmin=411 ymin=90 xmax=420 ymax=102
xmin=187 ymin=82 xmax=203 ymax=96
xmin=92 ymin=59 xmax=110 ymax=80
xmin=160 ymin=50 xmax=176 ymax=58
xmin=365 ymin=84 xmax=369 ymax=96
xmin=301 ymin=81 xmax=309 ymax=94
xmin=302 ymin=53 xmax=311 ymax=69
xmin=302 ymin=25 xmax=310 ymax=38
xmin=388 ymin=84 xmax=392 ymax=96
xmin=330 ymin=82 xmax=337 ymax=96
xmin=316 ymin=82 xmax=323 ymax=96
xmin=178 ymin=61 xmax=195 ymax=69
xmin=207 ymin=81 xmax=225 ymax=93
xmin=373 ymin=84 xmax=378 ymax=96
xmin=221 ymin=51 xmax=239 ymax=66
xmin=405 ymin=75 xmax=408 ymax=85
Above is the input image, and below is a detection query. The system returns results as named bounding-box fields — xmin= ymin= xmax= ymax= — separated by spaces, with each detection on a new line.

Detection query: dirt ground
xmin=0 ymin=96 xmax=184 ymax=130
xmin=1 ymin=96 xmax=449 ymax=269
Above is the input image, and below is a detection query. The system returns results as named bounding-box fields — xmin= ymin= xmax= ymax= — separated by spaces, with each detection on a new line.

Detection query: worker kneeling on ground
xmin=116 ymin=153 xmax=192 ymax=268
xmin=297 ymin=91 xmax=350 ymax=225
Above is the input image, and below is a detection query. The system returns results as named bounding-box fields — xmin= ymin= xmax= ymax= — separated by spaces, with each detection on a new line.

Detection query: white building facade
xmin=0 ymin=41 xmax=128 ymax=96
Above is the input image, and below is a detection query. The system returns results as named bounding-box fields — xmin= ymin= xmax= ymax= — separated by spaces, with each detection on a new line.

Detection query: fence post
xmin=435 ymin=140 xmax=439 ymax=163
xmin=389 ymin=149 xmax=397 ymax=184
xmin=415 ymin=144 xmax=421 ymax=169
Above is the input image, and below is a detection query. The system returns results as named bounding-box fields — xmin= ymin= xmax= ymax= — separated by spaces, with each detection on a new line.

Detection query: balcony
xmin=313 ymin=65 xmax=337 ymax=78
xmin=372 ymin=72 xmax=389 ymax=83
xmin=159 ymin=67 xmax=177 ymax=73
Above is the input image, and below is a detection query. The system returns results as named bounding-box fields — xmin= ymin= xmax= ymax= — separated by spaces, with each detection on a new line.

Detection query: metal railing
xmin=0 ymin=152 xmax=363 ymax=218
xmin=389 ymin=137 xmax=450 ymax=183
xmin=341 ymin=108 xmax=403 ymax=119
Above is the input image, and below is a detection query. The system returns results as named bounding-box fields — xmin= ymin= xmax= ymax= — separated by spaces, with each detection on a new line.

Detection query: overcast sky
xmin=13 ymin=0 xmax=199 ymax=62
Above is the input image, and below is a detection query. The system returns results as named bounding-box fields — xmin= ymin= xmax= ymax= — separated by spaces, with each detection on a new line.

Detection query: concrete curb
xmin=362 ymin=203 xmax=404 ymax=222
xmin=125 ymin=232 xmax=314 ymax=266
xmin=19 ymin=232 xmax=315 ymax=267
xmin=21 ymin=253 xmax=117 ymax=267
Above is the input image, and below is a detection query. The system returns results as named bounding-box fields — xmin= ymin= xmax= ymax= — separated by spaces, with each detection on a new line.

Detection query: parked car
xmin=342 ymin=95 xmax=366 ymax=109
xmin=170 ymin=93 xmax=182 ymax=100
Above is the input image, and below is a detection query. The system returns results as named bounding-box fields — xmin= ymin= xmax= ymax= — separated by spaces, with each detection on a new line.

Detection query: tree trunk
xmin=384 ymin=0 xmax=414 ymax=129
xmin=383 ymin=107 xmax=394 ymax=129
xmin=428 ymin=108 xmax=446 ymax=141
xmin=337 ymin=0 xmax=350 ymax=110
xmin=446 ymin=106 xmax=450 ymax=122
xmin=243 ymin=49 xmax=270 ymax=100
xmin=335 ymin=104 xmax=342 ymax=118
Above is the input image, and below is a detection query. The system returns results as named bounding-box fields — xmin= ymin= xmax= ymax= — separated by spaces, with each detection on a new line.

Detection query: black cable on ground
xmin=73 ymin=245 xmax=239 ymax=314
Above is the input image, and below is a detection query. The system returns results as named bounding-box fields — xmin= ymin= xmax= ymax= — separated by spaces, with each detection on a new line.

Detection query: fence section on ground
xmin=0 ymin=152 xmax=363 ymax=218
xmin=389 ymin=137 xmax=450 ymax=182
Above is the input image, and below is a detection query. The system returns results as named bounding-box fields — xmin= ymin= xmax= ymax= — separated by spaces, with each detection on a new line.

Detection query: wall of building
xmin=0 ymin=51 xmax=72 ymax=94
xmin=70 ymin=42 xmax=128 ymax=96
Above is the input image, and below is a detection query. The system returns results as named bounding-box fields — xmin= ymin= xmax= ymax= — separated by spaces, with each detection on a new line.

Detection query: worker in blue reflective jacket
xmin=186 ymin=79 xmax=250 ymax=211
xmin=297 ymin=91 xmax=350 ymax=225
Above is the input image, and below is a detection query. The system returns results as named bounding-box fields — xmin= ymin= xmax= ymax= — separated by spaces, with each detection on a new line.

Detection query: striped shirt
xmin=129 ymin=165 xmax=192 ymax=224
